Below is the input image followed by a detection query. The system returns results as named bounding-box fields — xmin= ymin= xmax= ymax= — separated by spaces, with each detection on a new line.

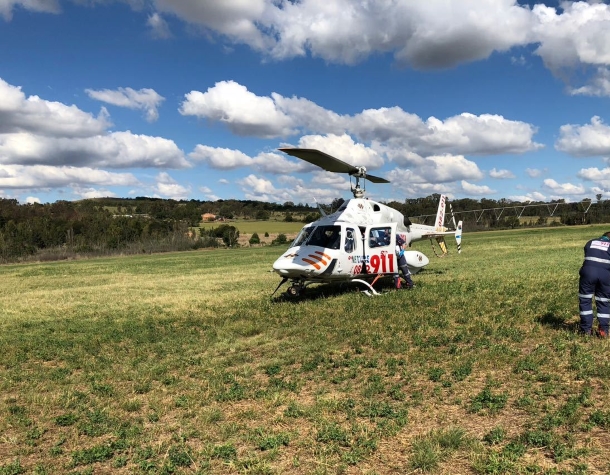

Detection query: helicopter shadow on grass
xmin=537 ymin=312 xmax=579 ymax=334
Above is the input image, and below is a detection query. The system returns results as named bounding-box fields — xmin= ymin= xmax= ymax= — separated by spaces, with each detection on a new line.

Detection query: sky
xmin=2 ymin=1 xmax=610 ymax=205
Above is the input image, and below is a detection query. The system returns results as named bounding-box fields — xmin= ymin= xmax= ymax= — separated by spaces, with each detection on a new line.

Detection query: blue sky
xmin=1 ymin=0 xmax=610 ymax=205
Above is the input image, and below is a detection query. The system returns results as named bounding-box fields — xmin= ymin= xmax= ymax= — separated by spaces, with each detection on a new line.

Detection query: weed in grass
xmin=122 ymin=399 xmax=142 ymax=412
xmin=54 ymin=412 xmax=78 ymax=426
xmin=0 ymin=460 xmax=23 ymax=475
xmin=316 ymin=421 xmax=350 ymax=447
xmin=168 ymin=445 xmax=192 ymax=467
xmin=210 ymin=443 xmax=237 ymax=461
xmin=257 ymin=431 xmax=290 ymax=451
xmin=472 ymin=451 xmax=516 ymax=474
xmin=589 ymin=409 xmax=610 ymax=428
xmin=71 ymin=443 xmax=115 ymax=466
xmin=451 ymin=360 xmax=473 ymax=381
xmin=284 ymin=401 xmax=306 ymax=418
xmin=427 ymin=367 xmax=444 ymax=382
xmin=469 ymin=385 xmax=509 ymax=415
xmin=483 ymin=426 xmax=506 ymax=445
xmin=409 ymin=437 xmax=439 ymax=472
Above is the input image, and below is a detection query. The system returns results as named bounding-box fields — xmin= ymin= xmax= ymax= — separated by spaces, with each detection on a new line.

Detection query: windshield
xmin=307 ymin=225 xmax=342 ymax=249
xmin=290 ymin=226 xmax=314 ymax=248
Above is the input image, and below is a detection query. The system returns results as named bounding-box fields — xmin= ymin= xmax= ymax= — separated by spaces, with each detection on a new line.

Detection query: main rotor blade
xmin=364 ymin=174 xmax=390 ymax=184
xmin=278 ymin=148 xmax=390 ymax=184
xmin=278 ymin=148 xmax=358 ymax=174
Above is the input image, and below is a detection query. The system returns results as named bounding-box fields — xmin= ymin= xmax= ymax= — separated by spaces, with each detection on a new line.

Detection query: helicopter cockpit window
xmin=344 ymin=227 xmax=356 ymax=253
xmin=290 ymin=226 xmax=314 ymax=248
xmin=307 ymin=225 xmax=342 ymax=249
xmin=369 ymin=227 xmax=392 ymax=248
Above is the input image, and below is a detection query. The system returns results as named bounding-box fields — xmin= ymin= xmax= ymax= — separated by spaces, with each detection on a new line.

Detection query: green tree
xmin=249 ymin=232 xmax=261 ymax=245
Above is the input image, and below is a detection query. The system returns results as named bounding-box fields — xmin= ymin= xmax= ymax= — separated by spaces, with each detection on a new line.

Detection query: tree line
xmin=0 ymin=194 xmax=604 ymax=263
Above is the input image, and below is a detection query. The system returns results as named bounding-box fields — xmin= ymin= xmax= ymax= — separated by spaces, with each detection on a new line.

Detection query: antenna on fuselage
xmin=278 ymin=148 xmax=389 ymax=199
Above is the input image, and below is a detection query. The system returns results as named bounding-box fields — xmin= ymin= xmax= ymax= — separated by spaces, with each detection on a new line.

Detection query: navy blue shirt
xmin=583 ymin=235 xmax=610 ymax=270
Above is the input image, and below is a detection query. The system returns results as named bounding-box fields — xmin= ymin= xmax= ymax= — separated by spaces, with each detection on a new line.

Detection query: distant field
xmin=199 ymin=219 xmax=305 ymax=235
xmin=2 ymin=225 xmax=610 ymax=474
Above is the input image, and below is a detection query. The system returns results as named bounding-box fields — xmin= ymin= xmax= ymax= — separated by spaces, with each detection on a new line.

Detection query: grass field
xmin=199 ymin=220 xmax=305 ymax=235
xmin=1 ymin=225 xmax=610 ymax=474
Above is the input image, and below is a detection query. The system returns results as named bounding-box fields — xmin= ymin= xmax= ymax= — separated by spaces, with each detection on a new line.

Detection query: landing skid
xmin=272 ymin=275 xmax=395 ymax=299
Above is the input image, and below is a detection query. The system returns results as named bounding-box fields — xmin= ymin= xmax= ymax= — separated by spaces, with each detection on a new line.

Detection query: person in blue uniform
xmin=394 ymin=235 xmax=415 ymax=290
xmin=579 ymin=231 xmax=610 ymax=337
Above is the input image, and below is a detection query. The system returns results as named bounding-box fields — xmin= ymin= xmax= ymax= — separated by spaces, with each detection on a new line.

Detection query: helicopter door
xmin=363 ymin=223 xmax=398 ymax=275
xmin=337 ymin=225 xmax=360 ymax=277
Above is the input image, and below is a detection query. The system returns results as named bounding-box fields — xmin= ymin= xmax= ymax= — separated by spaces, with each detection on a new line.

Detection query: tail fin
xmin=434 ymin=195 xmax=447 ymax=231
xmin=455 ymin=220 xmax=463 ymax=254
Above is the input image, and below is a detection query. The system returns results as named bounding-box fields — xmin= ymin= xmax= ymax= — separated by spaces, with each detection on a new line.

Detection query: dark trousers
xmin=579 ymin=265 xmax=610 ymax=334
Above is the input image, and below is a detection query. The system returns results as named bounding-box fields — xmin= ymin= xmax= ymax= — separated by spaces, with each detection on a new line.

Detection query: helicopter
xmin=271 ymin=148 xmax=463 ymax=298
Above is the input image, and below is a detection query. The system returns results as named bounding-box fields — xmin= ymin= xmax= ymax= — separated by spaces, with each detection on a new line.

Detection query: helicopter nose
xmin=272 ymin=258 xmax=313 ymax=277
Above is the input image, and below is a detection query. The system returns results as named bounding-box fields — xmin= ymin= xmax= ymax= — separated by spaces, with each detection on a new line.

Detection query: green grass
xmin=1 ymin=224 xmax=610 ymax=473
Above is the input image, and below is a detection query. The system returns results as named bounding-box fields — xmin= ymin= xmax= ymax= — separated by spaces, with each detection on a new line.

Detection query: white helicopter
xmin=271 ymin=148 xmax=463 ymax=298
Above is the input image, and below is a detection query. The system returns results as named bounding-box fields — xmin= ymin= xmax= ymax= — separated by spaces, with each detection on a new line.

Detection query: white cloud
xmin=72 ymin=186 xmax=117 ymax=199
xmin=570 ymin=67 xmax=610 ymax=97
xmin=577 ymin=167 xmax=610 ymax=192
xmin=7 ymin=0 xmax=610 ymax=98
xmin=154 ymin=0 xmax=269 ymax=50
xmin=461 ymin=180 xmax=496 ymax=195
xmin=189 ymin=144 xmax=253 ymax=169
xmin=218 ymin=178 xmax=229 ymax=184
xmin=183 ymin=80 xmax=541 ymax=159
xmin=387 ymin=154 xmax=483 ymax=185
xmin=556 ymin=116 xmax=610 ymax=157
xmin=86 ymin=87 xmax=165 ymax=122
xmin=526 ymin=168 xmax=543 ymax=178
xmin=0 ymin=78 xmax=110 ymax=137
xmin=24 ymin=196 xmax=40 ymax=204
xmin=147 ymin=12 xmax=171 ymax=39
xmin=0 ymin=165 xmax=139 ymax=189
xmin=489 ymin=168 xmax=515 ymax=179
xmin=0 ymin=131 xmax=189 ymax=168
xmin=180 ymin=80 xmax=295 ymax=138
xmin=295 ymin=134 xmax=385 ymax=170
xmin=155 ymin=172 xmax=191 ymax=200
xmin=542 ymin=178 xmax=586 ymax=195
xmin=0 ymin=0 xmax=59 ymax=21
xmin=532 ymin=2 xmax=610 ymax=72
xmin=508 ymin=192 xmax=547 ymax=202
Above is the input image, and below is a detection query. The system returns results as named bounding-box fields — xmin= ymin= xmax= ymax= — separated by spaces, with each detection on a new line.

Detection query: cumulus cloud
xmin=489 ymin=168 xmax=515 ymax=179
xmin=542 ymin=178 xmax=586 ymax=195
xmin=0 ymin=78 xmax=110 ymax=137
xmin=86 ymin=87 xmax=165 ymax=122
xmin=0 ymin=164 xmax=139 ymax=189
xmin=461 ymin=180 xmax=496 ymax=195
xmin=0 ymin=131 xmax=190 ymax=168
xmin=0 ymin=0 xmax=59 ymax=21
xmin=555 ymin=116 xmax=610 ymax=157
xmin=155 ymin=172 xmax=191 ymax=200
xmin=0 ymin=77 xmax=191 ymax=193
xmin=72 ymin=186 xmax=117 ymax=199
xmin=7 ymin=0 xmax=610 ymax=97
xmin=180 ymin=81 xmax=295 ymax=138
xmin=183 ymin=80 xmax=541 ymax=159
xmin=508 ymin=191 xmax=547 ymax=202
xmin=24 ymin=196 xmax=41 ymax=204
xmin=526 ymin=168 xmax=544 ymax=178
